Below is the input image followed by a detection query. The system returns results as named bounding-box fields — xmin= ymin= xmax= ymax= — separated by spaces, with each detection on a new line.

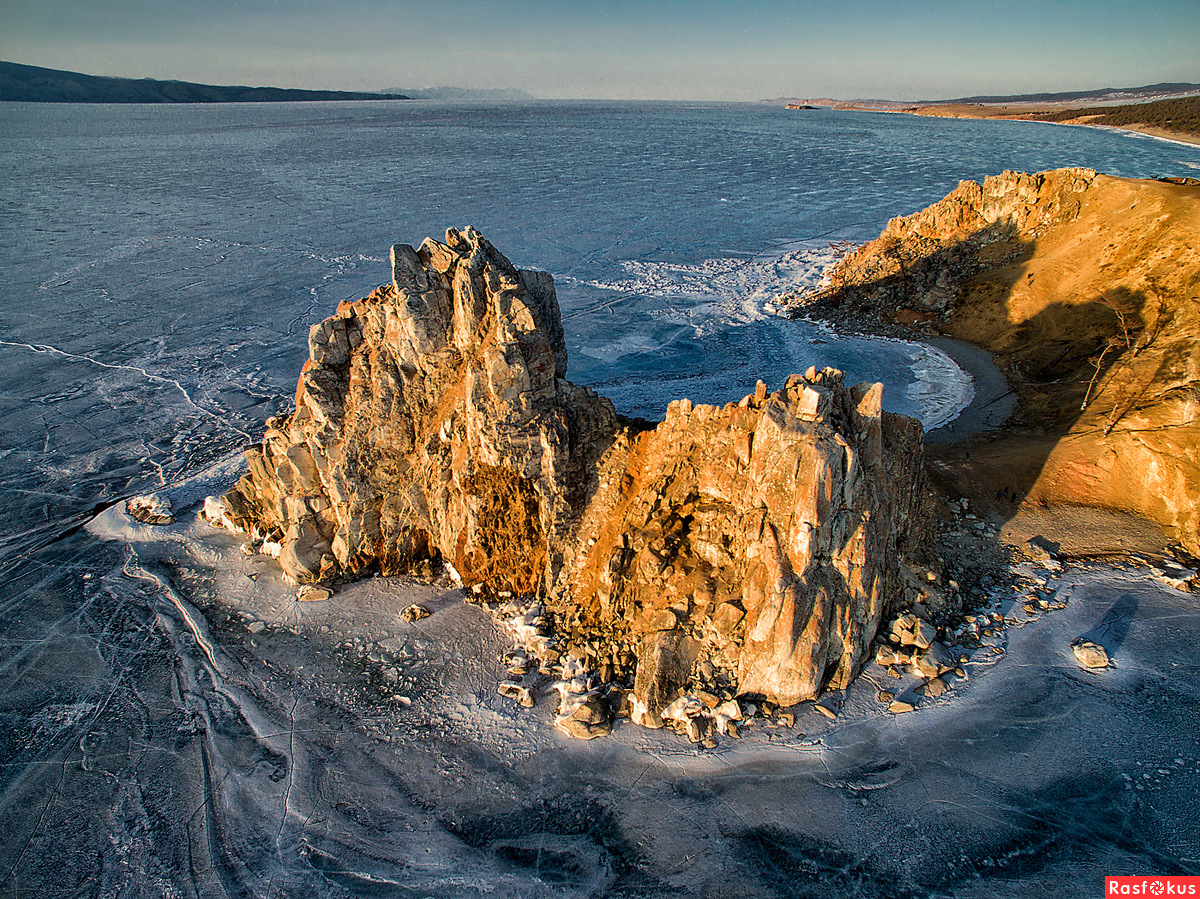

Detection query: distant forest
xmin=941 ymin=82 xmax=1200 ymax=104
xmin=1032 ymin=95 xmax=1200 ymax=137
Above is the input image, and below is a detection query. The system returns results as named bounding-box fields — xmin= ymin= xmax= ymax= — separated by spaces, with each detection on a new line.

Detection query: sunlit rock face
xmin=209 ymin=228 xmax=933 ymax=714
xmin=554 ymin=373 xmax=931 ymax=720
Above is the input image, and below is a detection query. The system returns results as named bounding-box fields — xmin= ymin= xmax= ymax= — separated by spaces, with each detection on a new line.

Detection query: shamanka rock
xmin=206 ymin=228 xmax=933 ymax=721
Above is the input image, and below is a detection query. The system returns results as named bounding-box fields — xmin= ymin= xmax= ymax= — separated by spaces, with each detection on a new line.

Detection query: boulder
xmin=921 ymin=676 xmax=948 ymax=698
xmin=890 ymin=613 xmax=937 ymax=650
xmin=556 ymin=694 xmax=612 ymax=739
xmin=297 ymin=585 xmax=331 ymax=602
xmin=279 ymin=518 xmax=332 ymax=584
xmin=1072 ymin=640 xmax=1110 ymax=669
xmin=912 ymin=641 xmax=955 ymax=678
xmin=631 ymin=632 xmax=698 ymax=728
xmin=498 ymin=682 xmax=535 ymax=708
xmin=125 ymin=493 xmax=174 ymax=525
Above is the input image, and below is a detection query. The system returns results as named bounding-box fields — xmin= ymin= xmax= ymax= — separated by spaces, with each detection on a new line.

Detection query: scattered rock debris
xmin=125 ymin=493 xmax=175 ymax=525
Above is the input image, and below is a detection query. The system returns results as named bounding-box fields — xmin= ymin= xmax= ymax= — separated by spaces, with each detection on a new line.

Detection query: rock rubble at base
xmin=203 ymin=228 xmax=937 ymax=737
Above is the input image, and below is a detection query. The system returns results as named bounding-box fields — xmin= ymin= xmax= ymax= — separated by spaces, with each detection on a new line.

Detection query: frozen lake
xmin=2 ymin=100 xmax=1199 ymax=896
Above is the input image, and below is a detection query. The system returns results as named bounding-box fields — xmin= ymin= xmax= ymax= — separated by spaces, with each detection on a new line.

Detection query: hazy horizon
xmin=2 ymin=0 xmax=1197 ymax=102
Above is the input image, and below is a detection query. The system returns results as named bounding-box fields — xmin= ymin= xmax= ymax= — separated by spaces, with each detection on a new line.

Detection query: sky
xmin=1 ymin=0 xmax=1197 ymax=101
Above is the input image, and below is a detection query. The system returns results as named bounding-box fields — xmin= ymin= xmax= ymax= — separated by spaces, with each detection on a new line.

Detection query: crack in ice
xmin=0 ymin=338 xmax=252 ymax=443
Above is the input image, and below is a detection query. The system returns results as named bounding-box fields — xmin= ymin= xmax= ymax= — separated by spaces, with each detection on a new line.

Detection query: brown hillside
xmin=795 ymin=169 xmax=1200 ymax=555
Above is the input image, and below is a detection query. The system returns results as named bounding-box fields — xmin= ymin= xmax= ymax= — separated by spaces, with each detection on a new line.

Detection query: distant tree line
xmin=1032 ymin=96 xmax=1200 ymax=137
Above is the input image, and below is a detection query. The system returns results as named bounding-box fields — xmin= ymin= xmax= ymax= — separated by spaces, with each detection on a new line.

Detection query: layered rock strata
xmin=208 ymin=228 xmax=933 ymax=721
xmin=790 ymin=169 xmax=1200 ymax=556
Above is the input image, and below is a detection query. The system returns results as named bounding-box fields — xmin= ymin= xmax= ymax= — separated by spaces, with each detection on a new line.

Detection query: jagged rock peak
xmin=206 ymin=229 xmax=935 ymax=720
xmin=210 ymin=226 xmax=612 ymax=596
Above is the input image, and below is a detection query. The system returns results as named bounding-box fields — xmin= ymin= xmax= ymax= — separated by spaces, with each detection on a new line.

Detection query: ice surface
xmin=566 ymin=241 xmax=975 ymax=427
xmin=29 ymin=500 xmax=1190 ymax=898
xmin=2 ymin=101 xmax=1199 ymax=896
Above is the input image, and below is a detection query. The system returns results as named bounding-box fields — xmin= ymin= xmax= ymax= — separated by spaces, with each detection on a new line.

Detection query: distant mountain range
xmin=0 ymin=61 xmax=410 ymax=103
xmin=382 ymin=86 xmax=538 ymax=101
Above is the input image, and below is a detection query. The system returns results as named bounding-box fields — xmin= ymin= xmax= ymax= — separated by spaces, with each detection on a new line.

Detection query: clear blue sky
xmin=1 ymin=0 xmax=1197 ymax=100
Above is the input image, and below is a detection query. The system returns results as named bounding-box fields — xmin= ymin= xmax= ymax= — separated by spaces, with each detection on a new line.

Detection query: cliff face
xmin=549 ymin=369 xmax=929 ymax=717
xmin=208 ymin=228 xmax=933 ymax=718
xmin=212 ymin=227 xmax=614 ymax=598
xmin=802 ymin=168 xmax=1200 ymax=555
xmin=817 ymin=168 xmax=1099 ymax=314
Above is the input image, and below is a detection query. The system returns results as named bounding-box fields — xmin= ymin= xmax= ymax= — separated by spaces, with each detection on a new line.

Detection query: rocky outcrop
xmin=207 ymin=228 xmax=933 ymax=721
xmin=803 ymin=168 xmax=1098 ymax=314
xmin=547 ymin=372 xmax=930 ymax=719
xmin=792 ymin=169 xmax=1200 ymax=557
xmin=125 ymin=493 xmax=175 ymax=525
xmin=210 ymin=227 xmax=613 ymax=597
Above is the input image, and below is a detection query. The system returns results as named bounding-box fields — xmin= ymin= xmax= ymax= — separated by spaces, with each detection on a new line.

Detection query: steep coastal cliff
xmin=205 ymin=228 xmax=934 ymax=725
xmin=791 ymin=168 xmax=1200 ymax=555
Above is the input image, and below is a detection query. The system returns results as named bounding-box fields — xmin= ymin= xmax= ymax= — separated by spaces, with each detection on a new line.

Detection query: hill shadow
xmin=805 ymin=219 xmax=1159 ymax=548
xmin=924 ymin=287 xmax=1158 ymax=531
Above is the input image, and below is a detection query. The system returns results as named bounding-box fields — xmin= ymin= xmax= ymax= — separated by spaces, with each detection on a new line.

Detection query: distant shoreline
xmin=832 ymin=100 xmax=1200 ymax=148
xmin=907 ymin=103 xmax=1200 ymax=148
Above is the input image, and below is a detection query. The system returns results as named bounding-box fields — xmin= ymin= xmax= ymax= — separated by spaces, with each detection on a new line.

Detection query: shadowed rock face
xmin=209 ymin=227 xmax=933 ymax=714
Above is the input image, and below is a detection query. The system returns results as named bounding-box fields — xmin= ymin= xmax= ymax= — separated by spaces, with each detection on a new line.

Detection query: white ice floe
xmin=905 ymin=341 xmax=976 ymax=431
xmin=576 ymin=239 xmax=847 ymax=324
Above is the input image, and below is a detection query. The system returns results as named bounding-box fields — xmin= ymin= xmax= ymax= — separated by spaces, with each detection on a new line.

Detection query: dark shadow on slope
xmin=923 ymin=288 xmax=1157 ymax=535
xmin=801 ymin=214 xmax=1161 ymax=539
xmin=1080 ymin=593 xmax=1139 ymax=657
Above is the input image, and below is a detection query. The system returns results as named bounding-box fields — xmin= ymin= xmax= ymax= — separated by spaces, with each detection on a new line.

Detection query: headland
xmin=183 ymin=168 xmax=1199 ymax=744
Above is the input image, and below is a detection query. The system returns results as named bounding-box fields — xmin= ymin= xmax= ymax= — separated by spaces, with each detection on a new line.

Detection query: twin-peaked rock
xmin=209 ymin=228 xmax=932 ymax=719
